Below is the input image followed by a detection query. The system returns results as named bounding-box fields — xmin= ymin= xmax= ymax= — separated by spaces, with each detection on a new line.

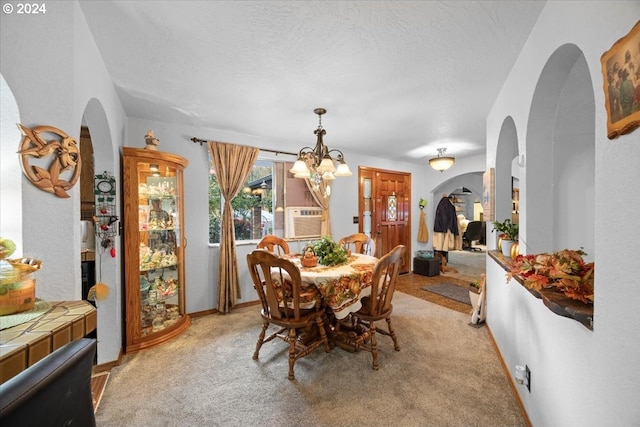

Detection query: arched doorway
xmin=81 ymin=99 xmax=122 ymax=364
xmin=0 ymin=74 xmax=23 ymax=251
xmin=525 ymin=45 xmax=595 ymax=257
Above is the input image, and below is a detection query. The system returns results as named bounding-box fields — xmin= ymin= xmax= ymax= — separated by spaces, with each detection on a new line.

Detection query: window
xmin=208 ymin=158 xmax=317 ymax=244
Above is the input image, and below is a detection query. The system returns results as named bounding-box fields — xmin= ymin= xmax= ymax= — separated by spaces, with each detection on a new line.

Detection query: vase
xmin=501 ymin=239 xmax=515 ymax=258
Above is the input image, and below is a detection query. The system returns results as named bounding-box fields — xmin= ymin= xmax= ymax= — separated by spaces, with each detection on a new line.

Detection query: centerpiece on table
xmin=506 ymin=248 xmax=594 ymax=304
xmin=303 ymin=236 xmax=349 ymax=267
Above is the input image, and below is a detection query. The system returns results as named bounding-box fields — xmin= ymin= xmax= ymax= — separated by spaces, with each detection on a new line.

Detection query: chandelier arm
xmin=327 ymin=149 xmax=346 ymax=161
xmin=292 ymin=107 xmax=350 ymax=184
xmin=297 ymin=146 xmax=316 ymax=156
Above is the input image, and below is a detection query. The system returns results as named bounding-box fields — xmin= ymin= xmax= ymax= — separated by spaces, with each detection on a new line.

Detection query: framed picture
xmin=482 ymin=168 xmax=495 ymax=222
xmin=600 ymin=20 xmax=640 ymax=139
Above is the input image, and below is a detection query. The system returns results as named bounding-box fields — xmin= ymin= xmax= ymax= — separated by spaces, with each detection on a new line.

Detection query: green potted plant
xmin=312 ymin=236 xmax=349 ymax=266
xmin=491 ymin=219 xmax=518 ymax=257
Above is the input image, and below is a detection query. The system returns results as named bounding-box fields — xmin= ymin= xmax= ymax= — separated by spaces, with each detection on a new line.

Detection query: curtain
xmin=208 ymin=141 xmax=259 ymax=313
xmin=304 ymin=179 xmax=332 ymax=238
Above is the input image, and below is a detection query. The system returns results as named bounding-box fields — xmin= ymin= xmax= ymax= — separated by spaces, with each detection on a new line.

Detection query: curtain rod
xmin=190 ymin=137 xmax=298 ymax=157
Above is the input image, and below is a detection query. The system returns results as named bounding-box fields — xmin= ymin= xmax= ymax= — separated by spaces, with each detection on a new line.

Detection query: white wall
xmin=486 ymin=1 xmax=640 ymax=425
xmin=0 ymin=2 xmax=127 ymax=364
xmin=0 ymin=76 xmax=23 ymax=253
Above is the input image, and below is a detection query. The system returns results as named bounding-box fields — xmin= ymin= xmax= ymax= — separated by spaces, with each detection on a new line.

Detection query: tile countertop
xmin=0 ymin=300 xmax=97 ymax=383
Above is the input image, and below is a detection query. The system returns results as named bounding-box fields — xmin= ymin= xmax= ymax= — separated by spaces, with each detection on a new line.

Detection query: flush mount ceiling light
xmin=289 ymin=108 xmax=352 ymax=193
xmin=429 ymin=147 xmax=455 ymax=172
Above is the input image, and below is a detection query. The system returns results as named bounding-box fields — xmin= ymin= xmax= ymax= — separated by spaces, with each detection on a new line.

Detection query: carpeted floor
xmin=95 ymin=291 xmax=525 ymax=427
xmin=95 ymin=248 xmax=513 ymax=427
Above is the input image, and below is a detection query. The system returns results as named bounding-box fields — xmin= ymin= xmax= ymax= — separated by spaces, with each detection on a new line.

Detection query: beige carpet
xmin=95 ymin=289 xmax=525 ymax=427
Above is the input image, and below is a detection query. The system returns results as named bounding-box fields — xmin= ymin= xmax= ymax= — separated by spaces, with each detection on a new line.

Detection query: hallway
xmin=396 ymin=248 xmax=487 ymax=315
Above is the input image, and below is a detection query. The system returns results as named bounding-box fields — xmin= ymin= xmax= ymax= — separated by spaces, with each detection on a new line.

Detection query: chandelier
xmin=429 ymin=147 xmax=455 ymax=172
xmin=289 ymin=108 xmax=352 ymax=192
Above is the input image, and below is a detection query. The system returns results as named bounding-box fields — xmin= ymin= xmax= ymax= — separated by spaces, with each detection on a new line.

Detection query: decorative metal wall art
xmin=17 ymin=124 xmax=81 ymax=198
xmin=94 ymin=171 xmax=118 ymax=253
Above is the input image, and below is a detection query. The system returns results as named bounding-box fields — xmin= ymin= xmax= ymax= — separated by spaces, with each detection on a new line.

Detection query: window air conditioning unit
xmin=285 ymin=207 xmax=323 ymax=239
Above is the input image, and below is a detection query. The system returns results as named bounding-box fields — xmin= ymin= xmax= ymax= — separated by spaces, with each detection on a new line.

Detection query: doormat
xmin=421 ymin=283 xmax=471 ymax=305
xmin=91 ymin=371 xmax=110 ymax=413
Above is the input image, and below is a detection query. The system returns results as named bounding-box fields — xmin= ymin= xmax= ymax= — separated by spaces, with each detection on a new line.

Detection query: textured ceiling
xmin=79 ymin=1 xmax=546 ymax=164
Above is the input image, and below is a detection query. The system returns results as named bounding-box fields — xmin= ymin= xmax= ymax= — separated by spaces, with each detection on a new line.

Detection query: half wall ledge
xmin=488 ymin=250 xmax=594 ymax=330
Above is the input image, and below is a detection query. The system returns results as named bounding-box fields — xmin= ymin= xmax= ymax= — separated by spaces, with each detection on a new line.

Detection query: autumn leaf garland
xmin=507 ymin=249 xmax=594 ymax=304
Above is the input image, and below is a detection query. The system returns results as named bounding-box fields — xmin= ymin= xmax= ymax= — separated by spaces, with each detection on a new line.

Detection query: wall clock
xmin=96 ymin=179 xmax=114 ymax=194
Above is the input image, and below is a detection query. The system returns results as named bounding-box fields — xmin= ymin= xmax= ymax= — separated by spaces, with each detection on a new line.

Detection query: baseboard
xmin=92 ymin=347 xmax=123 ymax=374
xmin=189 ymin=300 xmax=260 ymax=319
xmin=485 ymin=324 xmax=532 ymax=427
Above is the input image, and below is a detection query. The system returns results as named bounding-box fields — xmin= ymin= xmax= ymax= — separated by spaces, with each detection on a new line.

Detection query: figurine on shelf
xmin=144 ymin=130 xmax=159 ymax=150
xmin=140 ymin=244 xmax=152 ymax=270
xmin=149 ymin=199 xmax=169 ymax=224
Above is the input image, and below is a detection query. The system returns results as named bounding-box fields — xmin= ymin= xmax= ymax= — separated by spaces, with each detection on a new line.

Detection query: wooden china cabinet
xmin=122 ymin=147 xmax=190 ymax=353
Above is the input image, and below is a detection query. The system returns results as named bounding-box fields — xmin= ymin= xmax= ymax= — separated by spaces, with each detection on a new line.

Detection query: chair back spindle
xmin=338 ymin=233 xmax=375 ymax=256
xmin=256 ymin=235 xmax=290 ymax=255
xmin=246 ymin=249 xmax=330 ymax=380
xmin=351 ymin=244 xmax=405 ymax=370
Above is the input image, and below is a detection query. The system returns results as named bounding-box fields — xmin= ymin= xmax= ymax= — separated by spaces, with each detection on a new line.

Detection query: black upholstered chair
xmin=463 ymin=221 xmax=483 ymax=251
xmin=0 ymin=338 xmax=97 ymax=427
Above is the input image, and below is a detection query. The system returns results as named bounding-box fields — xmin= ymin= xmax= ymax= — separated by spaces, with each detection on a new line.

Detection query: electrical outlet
xmin=353 ymin=216 xmax=359 ymax=224
xmin=525 ymin=365 xmax=531 ymax=392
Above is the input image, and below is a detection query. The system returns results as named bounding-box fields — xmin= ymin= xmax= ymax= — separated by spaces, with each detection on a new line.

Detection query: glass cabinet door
xmin=123 ymin=147 xmax=190 ymax=352
xmin=138 ymin=164 xmax=182 ymax=337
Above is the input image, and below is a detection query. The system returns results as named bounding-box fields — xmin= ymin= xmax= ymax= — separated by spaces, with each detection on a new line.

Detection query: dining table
xmin=275 ymin=252 xmax=379 ymax=352
xmin=283 ymin=252 xmax=378 ymax=320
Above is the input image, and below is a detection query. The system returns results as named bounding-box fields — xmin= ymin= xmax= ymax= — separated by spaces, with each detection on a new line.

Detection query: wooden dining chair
xmin=246 ymin=250 xmax=331 ymax=380
xmin=350 ymin=244 xmax=405 ymax=370
xmin=338 ymin=233 xmax=375 ymax=256
xmin=256 ymin=235 xmax=290 ymax=255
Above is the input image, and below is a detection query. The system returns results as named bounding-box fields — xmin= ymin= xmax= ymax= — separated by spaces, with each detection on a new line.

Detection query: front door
xmin=358 ymin=167 xmax=411 ymax=273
